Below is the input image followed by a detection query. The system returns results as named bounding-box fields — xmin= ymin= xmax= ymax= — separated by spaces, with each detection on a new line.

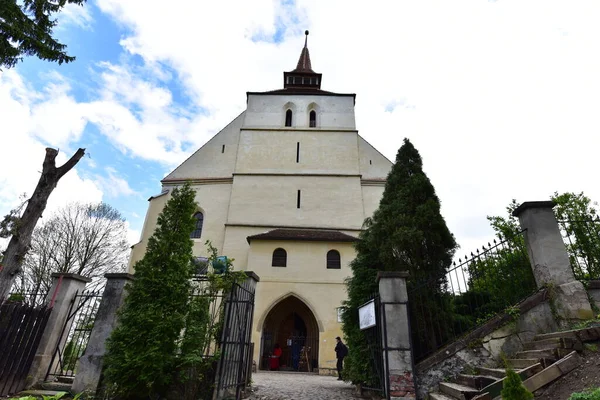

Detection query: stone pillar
xmin=72 ymin=273 xmax=134 ymax=395
xmin=28 ymin=273 xmax=91 ymax=386
xmin=378 ymin=271 xmax=415 ymax=400
xmin=513 ymin=201 xmax=594 ymax=321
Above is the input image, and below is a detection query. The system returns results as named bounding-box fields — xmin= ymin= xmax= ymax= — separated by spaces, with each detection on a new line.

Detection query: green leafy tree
xmin=342 ymin=138 xmax=458 ymax=381
xmin=0 ymin=0 xmax=87 ymax=69
xmin=552 ymin=192 xmax=600 ymax=280
xmin=501 ymin=368 xmax=534 ymax=400
xmin=103 ymin=183 xmax=197 ymax=399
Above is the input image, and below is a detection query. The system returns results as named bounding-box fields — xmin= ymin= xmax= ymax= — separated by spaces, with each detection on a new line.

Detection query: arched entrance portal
xmin=260 ymin=296 xmax=319 ymax=372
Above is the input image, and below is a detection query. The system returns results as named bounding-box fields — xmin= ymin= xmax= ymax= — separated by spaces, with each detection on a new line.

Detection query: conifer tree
xmin=501 ymin=368 xmax=534 ymax=400
xmin=342 ymin=138 xmax=458 ymax=382
xmin=103 ymin=183 xmax=197 ymax=399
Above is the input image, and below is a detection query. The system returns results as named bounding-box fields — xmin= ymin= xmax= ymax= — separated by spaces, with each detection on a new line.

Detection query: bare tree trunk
xmin=0 ymin=147 xmax=85 ymax=300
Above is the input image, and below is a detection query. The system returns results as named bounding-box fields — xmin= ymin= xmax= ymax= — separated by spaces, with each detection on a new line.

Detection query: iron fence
xmin=4 ymin=291 xmax=48 ymax=308
xmin=361 ymin=295 xmax=386 ymax=396
xmin=215 ymin=279 xmax=256 ymax=400
xmin=45 ymin=289 xmax=103 ymax=380
xmin=0 ymin=300 xmax=52 ymax=396
xmin=559 ymin=218 xmax=600 ymax=281
xmin=409 ymin=230 xmax=537 ymax=362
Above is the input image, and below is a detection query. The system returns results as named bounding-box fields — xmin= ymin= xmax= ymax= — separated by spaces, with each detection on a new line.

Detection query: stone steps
xmin=438 ymin=381 xmax=480 ymax=399
xmin=429 ymin=392 xmax=457 ymax=400
xmin=522 ymin=337 xmax=580 ymax=351
xmin=505 ymin=358 xmax=540 ymax=369
xmin=478 ymin=363 xmax=543 ymax=399
xmin=515 ymin=348 xmax=558 ymax=360
xmin=40 ymin=381 xmax=73 ymax=392
xmin=455 ymin=374 xmax=497 ymax=390
xmin=474 ymin=367 xmax=507 ymax=379
xmin=522 ymin=351 xmax=581 ymax=393
xmin=533 ymin=326 xmax=600 ymax=342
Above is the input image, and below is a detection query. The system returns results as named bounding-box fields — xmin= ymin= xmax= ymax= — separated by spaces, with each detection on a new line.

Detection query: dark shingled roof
xmin=246 ymin=229 xmax=358 ymax=244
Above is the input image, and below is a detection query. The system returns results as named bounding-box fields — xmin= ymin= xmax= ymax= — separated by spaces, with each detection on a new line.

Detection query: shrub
xmin=569 ymin=388 xmax=600 ymax=400
xmin=501 ymin=368 xmax=533 ymax=400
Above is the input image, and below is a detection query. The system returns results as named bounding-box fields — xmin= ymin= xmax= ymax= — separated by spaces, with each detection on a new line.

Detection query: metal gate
xmin=361 ymin=295 xmax=389 ymax=399
xmin=45 ymin=289 xmax=102 ymax=381
xmin=0 ymin=295 xmax=52 ymax=396
xmin=214 ymin=279 xmax=256 ymax=400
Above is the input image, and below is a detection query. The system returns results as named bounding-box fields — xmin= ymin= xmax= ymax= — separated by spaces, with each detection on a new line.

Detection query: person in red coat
xmin=270 ymin=343 xmax=282 ymax=370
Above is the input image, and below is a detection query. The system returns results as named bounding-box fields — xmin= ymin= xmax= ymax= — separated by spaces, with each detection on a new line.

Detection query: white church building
xmin=129 ymin=32 xmax=392 ymax=374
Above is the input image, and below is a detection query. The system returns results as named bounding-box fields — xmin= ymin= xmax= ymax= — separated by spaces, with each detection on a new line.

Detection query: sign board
xmin=358 ymin=300 xmax=376 ymax=330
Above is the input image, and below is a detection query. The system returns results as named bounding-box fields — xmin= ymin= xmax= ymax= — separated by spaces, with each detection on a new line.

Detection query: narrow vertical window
xmin=369 ymin=160 xmax=372 ymax=165
xmin=285 ymin=109 xmax=293 ymax=127
xmin=296 ymin=142 xmax=300 ymax=163
xmin=297 ymin=190 xmax=301 ymax=209
xmin=222 ymin=145 xmax=225 ymax=153
xmin=272 ymin=248 xmax=287 ymax=267
xmin=191 ymin=212 xmax=204 ymax=238
xmin=327 ymin=250 xmax=341 ymax=269
xmin=309 ymin=110 xmax=316 ymax=127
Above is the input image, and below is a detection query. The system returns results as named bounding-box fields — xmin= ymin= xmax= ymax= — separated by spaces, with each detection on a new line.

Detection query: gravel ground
xmin=244 ymin=371 xmax=361 ymax=400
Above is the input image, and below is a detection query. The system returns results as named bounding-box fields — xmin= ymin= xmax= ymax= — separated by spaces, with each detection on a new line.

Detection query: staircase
xmin=17 ymin=376 xmax=74 ymax=398
xmin=427 ymin=332 xmax=585 ymax=399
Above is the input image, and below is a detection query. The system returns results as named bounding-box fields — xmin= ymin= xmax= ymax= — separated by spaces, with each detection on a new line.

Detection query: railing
xmin=409 ymin=230 xmax=537 ymax=362
xmin=361 ymin=295 xmax=386 ymax=395
xmin=559 ymin=218 xmax=600 ymax=281
xmin=0 ymin=298 xmax=52 ymax=396
xmin=46 ymin=290 xmax=103 ymax=380
xmin=5 ymin=291 xmax=48 ymax=308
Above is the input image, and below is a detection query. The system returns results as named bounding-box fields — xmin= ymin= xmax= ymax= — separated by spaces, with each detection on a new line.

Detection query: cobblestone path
xmin=244 ymin=371 xmax=360 ymax=400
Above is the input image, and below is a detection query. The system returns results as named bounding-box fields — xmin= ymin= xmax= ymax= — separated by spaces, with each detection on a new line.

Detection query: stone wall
xmin=415 ymin=290 xmax=558 ymax=399
xmin=587 ymin=280 xmax=600 ymax=308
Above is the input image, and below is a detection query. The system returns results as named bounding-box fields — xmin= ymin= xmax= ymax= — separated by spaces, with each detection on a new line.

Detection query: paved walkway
xmin=244 ymin=371 xmax=360 ymax=400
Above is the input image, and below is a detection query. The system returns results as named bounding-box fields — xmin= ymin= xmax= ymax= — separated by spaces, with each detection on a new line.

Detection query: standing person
xmin=334 ymin=336 xmax=348 ymax=380
xmin=270 ymin=343 xmax=282 ymax=371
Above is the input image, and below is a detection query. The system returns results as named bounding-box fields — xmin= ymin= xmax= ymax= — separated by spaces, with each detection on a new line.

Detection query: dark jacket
xmin=335 ymin=341 xmax=348 ymax=359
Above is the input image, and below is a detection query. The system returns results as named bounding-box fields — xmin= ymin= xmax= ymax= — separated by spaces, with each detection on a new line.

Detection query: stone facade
xmin=128 ymin=44 xmax=392 ymax=373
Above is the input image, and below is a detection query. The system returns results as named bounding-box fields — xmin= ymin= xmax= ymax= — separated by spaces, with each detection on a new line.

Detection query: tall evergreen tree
xmin=342 ymin=138 xmax=458 ymax=382
xmin=103 ymin=183 xmax=197 ymax=399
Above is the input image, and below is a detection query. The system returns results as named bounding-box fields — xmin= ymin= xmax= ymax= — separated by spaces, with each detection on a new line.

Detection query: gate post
xmin=72 ymin=273 xmax=134 ymax=395
xmin=377 ymin=271 xmax=415 ymax=400
xmin=28 ymin=273 xmax=91 ymax=387
xmin=513 ymin=201 xmax=594 ymax=322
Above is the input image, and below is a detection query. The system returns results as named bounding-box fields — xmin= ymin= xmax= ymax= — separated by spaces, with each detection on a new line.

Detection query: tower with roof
xmin=129 ymin=31 xmax=392 ymax=374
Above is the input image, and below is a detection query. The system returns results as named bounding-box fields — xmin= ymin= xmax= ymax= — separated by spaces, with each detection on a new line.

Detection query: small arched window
xmin=272 ymin=248 xmax=287 ymax=267
xmin=327 ymin=250 xmax=341 ymax=269
xmin=191 ymin=212 xmax=204 ymax=238
xmin=285 ymin=109 xmax=293 ymax=127
xmin=309 ymin=110 xmax=317 ymax=127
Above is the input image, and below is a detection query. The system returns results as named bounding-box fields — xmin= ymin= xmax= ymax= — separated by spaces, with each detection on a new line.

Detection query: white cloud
xmin=3 ymin=0 xmax=600 ymax=255
xmin=94 ymin=167 xmax=138 ymax=198
xmin=0 ymin=70 xmax=103 ymax=226
xmin=92 ymin=0 xmax=600 ymax=251
xmin=58 ymin=3 xmax=94 ymax=30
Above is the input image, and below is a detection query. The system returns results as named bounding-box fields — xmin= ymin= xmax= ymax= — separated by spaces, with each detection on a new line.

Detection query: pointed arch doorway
xmin=260 ymin=295 xmax=319 ymax=372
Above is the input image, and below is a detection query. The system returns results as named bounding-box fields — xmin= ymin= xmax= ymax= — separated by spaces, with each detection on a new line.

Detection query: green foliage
xmin=0 ymin=0 xmax=87 ymax=68
xmin=103 ymin=183 xmax=198 ymax=399
xmin=501 ymin=368 xmax=534 ymax=400
xmin=552 ymin=192 xmax=600 ymax=280
xmin=342 ymin=139 xmax=458 ymax=382
xmin=569 ymin=388 xmax=600 ymax=400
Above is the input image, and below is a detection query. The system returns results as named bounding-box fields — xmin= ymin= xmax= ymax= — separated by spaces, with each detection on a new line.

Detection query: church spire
xmin=293 ymin=30 xmax=314 ymax=73
xmin=283 ymin=30 xmax=322 ymax=89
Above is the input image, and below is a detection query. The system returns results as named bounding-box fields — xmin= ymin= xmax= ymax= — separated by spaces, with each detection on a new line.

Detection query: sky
xmin=1 ymin=0 xmax=600 ymax=256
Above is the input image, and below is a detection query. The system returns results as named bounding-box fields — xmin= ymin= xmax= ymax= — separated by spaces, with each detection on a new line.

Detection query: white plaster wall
xmin=235 ymin=130 xmax=360 ymax=175
xmin=246 ymin=240 xmax=355 ymax=283
xmin=128 ymin=183 xmax=233 ymax=271
xmin=358 ymin=135 xmax=393 ymax=180
xmin=164 ymin=112 xmax=244 ymax=180
xmin=362 ymin=185 xmax=386 ymax=220
xmin=227 ymin=175 xmax=365 ymax=229
xmin=244 ymin=94 xmax=356 ymax=130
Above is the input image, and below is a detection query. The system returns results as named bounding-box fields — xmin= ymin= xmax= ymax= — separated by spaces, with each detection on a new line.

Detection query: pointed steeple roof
xmin=283 ymin=30 xmax=322 ymax=89
xmin=292 ymin=32 xmax=314 ymax=73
